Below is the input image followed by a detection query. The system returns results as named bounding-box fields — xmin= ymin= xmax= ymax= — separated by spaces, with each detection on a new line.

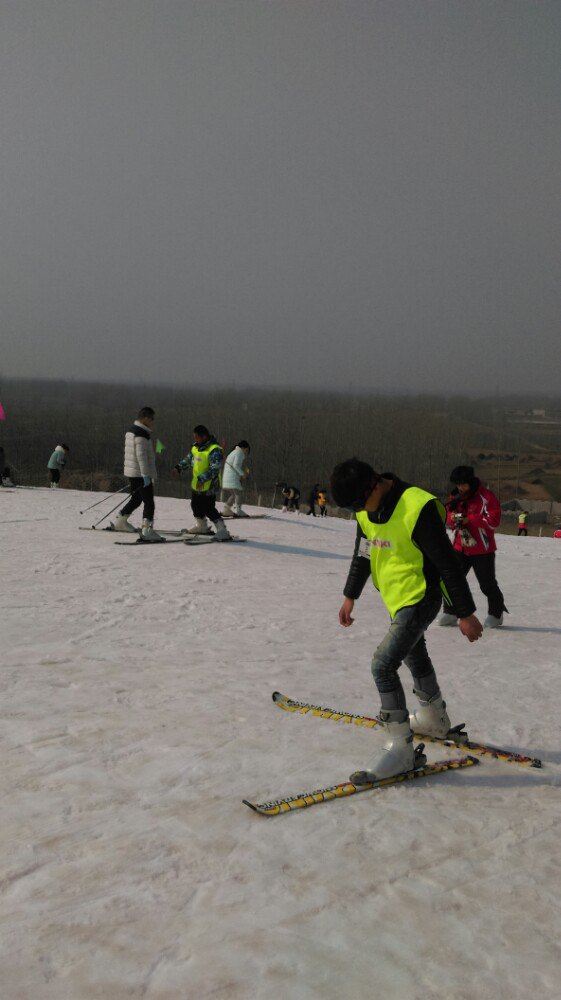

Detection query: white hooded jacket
xmin=123 ymin=421 xmax=157 ymax=480
xmin=222 ymin=446 xmax=246 ymax=490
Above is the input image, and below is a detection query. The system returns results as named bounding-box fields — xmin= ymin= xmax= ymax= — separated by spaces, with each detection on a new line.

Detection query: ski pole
xmin=80 ymin=483 xmax=127 ymax=515
xmin=91 ymin=486 xmax=144 ymax=528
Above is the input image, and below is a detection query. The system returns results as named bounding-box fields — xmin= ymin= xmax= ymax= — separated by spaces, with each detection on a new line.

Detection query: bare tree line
xmin=1 ymin=378 xmax=560 ymax=507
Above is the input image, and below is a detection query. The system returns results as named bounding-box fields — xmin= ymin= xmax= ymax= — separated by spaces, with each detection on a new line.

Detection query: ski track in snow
xmin=1 ymin=488 xmax=561 ymax=999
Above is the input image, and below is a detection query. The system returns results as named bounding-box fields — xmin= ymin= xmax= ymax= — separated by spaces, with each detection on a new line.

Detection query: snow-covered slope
xmin=1 ymin=488 xmax=560 ymax=999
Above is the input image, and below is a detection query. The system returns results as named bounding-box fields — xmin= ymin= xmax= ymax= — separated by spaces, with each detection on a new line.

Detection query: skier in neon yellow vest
xmin=173 ymin=425 xmax=231 ymax=540
xmin=330 ymin=458 xmax=482 ymax=783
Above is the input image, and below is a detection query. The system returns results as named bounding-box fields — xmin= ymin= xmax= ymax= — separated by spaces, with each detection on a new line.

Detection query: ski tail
xmin=243 ymin=755 xmax=479 ymax=816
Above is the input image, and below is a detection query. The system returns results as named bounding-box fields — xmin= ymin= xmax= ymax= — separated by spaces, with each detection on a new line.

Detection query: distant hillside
xmin=1 ymin=378 xmax=560 ymax=503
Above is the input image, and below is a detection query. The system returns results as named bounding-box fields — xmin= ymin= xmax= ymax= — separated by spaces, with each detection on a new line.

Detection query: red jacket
xmin=446 ymin=480 xmax=501 ymax=555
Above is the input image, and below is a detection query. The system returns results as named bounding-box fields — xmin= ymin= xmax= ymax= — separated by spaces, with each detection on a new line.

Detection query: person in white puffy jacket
xmin=113 ymin=407 xmax=163 ymax=541
xmin=221 ymin=441 xmax=251 ymax=516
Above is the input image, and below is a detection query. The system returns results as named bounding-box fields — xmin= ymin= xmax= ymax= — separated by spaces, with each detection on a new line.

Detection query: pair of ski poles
xmin=80 ymin=483 xmax=144 ymax=528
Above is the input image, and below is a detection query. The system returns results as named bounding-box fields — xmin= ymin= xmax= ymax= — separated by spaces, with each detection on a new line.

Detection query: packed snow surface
xmin=1 ymin=488 xmax=560 ymax=999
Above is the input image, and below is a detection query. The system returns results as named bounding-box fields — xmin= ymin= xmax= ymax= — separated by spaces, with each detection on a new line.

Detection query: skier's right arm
xmin=343 ymin=524 xmax=371 ymax=600
xmin=174 ymin=453 xmax=194 ymax=475
xmin=339 ymin=524 xmax=370 ymax=627
xmin=343 ymin=523 xmax=370 ymax=600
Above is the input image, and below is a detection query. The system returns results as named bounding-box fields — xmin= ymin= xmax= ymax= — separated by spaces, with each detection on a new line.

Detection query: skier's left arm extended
xmin=413 ymin=501 xmax=476 ymax=619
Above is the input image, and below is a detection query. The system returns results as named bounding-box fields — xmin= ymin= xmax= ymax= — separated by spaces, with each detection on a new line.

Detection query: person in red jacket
xmin=439 ymin=465 xmax=507 ymax=629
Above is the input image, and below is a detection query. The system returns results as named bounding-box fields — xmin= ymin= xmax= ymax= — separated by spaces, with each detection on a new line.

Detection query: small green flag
xmin=155 ymin=439 xmax=166 ymax=454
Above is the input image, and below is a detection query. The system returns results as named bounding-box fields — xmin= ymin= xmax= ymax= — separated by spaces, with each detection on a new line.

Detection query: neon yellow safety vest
xmin=356 ymin=487 xmax=447 ymax=618
xmin=191 ymin=442 xmax=222 ymax=492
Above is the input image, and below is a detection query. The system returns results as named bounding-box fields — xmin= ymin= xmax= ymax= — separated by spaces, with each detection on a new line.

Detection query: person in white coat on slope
xmin=221 ymin=441 xmax=251 ymax=517
xmin=113 ymin=406 xmax=163 ymax=541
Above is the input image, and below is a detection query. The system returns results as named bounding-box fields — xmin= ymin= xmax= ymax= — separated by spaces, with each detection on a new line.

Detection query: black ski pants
xmin=518 ymin=527 xmax=528 ymax=536
xmin=49 ymin=469 xmax=60 ymax=484
xmin=443 ymin=551 xmax=505 ymax=618
xmin=121 ymin=477 xmax=155 ymax=520
xmin=191 ymin=491 xmax=221 ymax=524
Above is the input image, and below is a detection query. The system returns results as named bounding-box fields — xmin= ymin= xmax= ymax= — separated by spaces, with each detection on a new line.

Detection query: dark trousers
xmin=319 ymin=506 xmax=327 ymax=517
xmin=371 ymin=592 xmax=442 ymax=713
xmin=121 ymin=478 xmax=155 ymax=520
xmin=443 ymin=551 xmax=505 ymax=618
xmin=191 ymin=491 xmax=221 ymax=524
xmin=518 ymin=527 xmax=528 ymax=536
xmin=49 ymin=468 xmax=60 ymax=484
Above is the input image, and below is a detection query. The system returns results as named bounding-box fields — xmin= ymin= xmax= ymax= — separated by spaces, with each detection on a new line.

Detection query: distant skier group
xmin=109 ymin=408 xmax=252 ymax=543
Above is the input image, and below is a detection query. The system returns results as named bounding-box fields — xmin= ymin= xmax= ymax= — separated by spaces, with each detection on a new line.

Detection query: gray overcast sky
xmin=1 ymin=1 xmax=559 ymax=394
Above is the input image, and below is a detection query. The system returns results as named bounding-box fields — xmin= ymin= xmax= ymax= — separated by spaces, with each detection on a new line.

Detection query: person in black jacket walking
xmin=331 ymin=459 xmax=482 ymax=783
xmin=306 ymin=484 xmax=320 ymax=515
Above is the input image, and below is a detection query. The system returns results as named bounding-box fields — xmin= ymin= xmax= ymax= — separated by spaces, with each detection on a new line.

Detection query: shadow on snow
xmin=242 ymin=539 xmax=348 ymax=560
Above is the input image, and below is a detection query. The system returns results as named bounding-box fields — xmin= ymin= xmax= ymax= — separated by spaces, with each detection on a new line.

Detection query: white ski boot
xmin=222 ymin=505 xmax=235 ymax=518
xmin=438 ymin=612 xmax=458 ymax=626
xmin=113 ymin=513 xmax=137 ymax=533
xmin=409 ymin=690 xmax=451 ymax=739
xmin=187 ymin=518 xmax=213 ymax=535
xmin=350 ymin=713 xmax=422 ymax=785
xmin=50 ymin=482 xmax=59 ymax=489
xmin=484 ymin=614 xmax=503 ymax=628
xmin=141 ymin=519 xmax=164 ymax=542
xmin=213 ymin=518 xmax=232 ymax=541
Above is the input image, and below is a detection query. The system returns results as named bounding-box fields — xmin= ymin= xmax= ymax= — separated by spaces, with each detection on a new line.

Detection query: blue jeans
xmin=371 ymin=592 xmax=442 ymax=713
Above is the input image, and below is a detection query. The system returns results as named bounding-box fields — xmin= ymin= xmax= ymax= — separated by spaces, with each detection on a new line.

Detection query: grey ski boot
xmin=438 ymin=612 xmax=457 ymax=626
xmin=409 ymin=689 xmax=451 ymax=739
xmin=213 ymin=518 xmax=232 ymax=541
xmin=484 ymin=614 xmax=503 ymax=628
xmin=187 ymin=518 xmax=213 ymax=535
xmin=141 ymin=519 xmax=164 ymax=542
xmin=113 ymin=513 xmax=137 ymax=533
xmin=350 ymin=712 xmax=424 ymax=785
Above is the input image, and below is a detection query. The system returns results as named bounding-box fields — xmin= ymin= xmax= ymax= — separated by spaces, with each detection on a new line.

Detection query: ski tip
xmin=466 ymin=755 xmax=480 ymax=766
xmin=531 ymin=758 xmax=543 ymax=769
xmin=272 ymin=691 xmax=282 ymax=702
xmin=242 ymin=799 xmax=264 ymax=814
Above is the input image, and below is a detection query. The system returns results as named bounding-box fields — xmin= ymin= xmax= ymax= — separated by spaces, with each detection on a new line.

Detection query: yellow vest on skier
xmin=356 ymin=487 xmax=447 ymax=617
xmin=191 ymin=442 xmax=222 ymax=492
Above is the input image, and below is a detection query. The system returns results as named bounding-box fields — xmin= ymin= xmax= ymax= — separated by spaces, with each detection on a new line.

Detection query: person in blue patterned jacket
xmin=173 ymin=425 xmax=231 ymax=540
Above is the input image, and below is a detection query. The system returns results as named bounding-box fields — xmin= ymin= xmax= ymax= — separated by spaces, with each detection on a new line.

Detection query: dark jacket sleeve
xmin=413 ymin=501 xmax=476 ymax=618
xmin=343 ymin=522 xmax=372 ymax=600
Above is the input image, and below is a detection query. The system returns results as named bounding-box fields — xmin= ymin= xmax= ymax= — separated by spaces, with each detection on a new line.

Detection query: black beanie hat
xmin=450 ymin=465 xmax=475 ymax=485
